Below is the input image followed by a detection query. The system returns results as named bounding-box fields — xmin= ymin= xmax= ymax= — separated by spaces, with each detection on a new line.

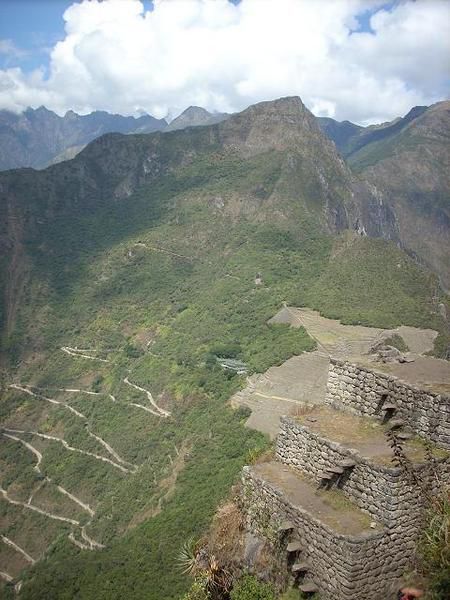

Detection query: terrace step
xmin=285 ymin=406 xmax=431 ymax=466
xmin=326 ymin=466 xmax=344 ymax=475
xmin=388 ymin=419 xmax=406 ymax=430
xmin=251 ymin=462 xmax=375 ymax=536
xmin=278 ymin=520 xmax=295 ymax=532
xmin=299 ymin=582 xmax=319 ymax=594
xmin=286 ymin=540 xmax=302 ymax=553
xmin=292 ymin=562 xmax=310 ymax=573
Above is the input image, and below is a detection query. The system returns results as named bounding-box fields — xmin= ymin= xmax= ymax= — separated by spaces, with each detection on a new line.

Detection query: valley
xmin=0 ymin=96 xmax=449 ymax=599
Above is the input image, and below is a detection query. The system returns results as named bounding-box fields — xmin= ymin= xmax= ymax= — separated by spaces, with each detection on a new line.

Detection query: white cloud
xmin=0 ymin=0 xmax=449 ymax=124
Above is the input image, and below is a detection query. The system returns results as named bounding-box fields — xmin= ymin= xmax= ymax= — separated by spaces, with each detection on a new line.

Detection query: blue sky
xmin=0 ymin=1 xmax=73 ymax=71
xmin=0 ymin=0 xmax=448 ymax=124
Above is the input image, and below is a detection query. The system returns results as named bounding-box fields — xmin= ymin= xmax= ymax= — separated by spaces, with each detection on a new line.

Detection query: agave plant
xmin=178 ymin=539 xmax=233 ymax=599
xmin=178 ymin=537 xmax=200 ymax=575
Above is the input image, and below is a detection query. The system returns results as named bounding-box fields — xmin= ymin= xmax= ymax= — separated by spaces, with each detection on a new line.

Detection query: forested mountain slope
xmin=318 ymin=101 xmax=450 ymax=289
xmin=0 ymin=96 xmax=448 ymax=599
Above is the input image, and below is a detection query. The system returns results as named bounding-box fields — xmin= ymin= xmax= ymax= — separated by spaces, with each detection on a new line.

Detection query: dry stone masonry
xmin=326 ymin=358 xmax=450 ymax=449
xmin=240 ymin=360 xmax=450 ymax=599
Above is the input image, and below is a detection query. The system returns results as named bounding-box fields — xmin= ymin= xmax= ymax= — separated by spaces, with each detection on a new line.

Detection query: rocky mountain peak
xmin=219 ymin=95 xmax=340 ymax=159
xmin=166 ymin=105 xmax=229 ymax=131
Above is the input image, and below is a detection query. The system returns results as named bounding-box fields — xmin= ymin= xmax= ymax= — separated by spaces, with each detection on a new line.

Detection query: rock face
xmin=0 ymin=106 xmax=167 ymax=170
xmin=166 ymin=106 xmax=229 ymax=131
xmin=319 ymin=102 xmax=450 ymax=289
xmin=359 ymin=102 xmax=450 ymax=290
xmin=317 ymin=105 xmax=428 ymax=160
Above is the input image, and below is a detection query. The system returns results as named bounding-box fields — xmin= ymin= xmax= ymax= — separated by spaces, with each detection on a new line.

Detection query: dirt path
xmin=55 ymin=486 xmax=95 ymax=517
xmin=124 ymin=377 xmax=171 ymax=418
xmin=1 ymin=485 xmax=103 ymax=554
xmin=9 ymin=384 xmax=135 ymax=470
xmin=1 ymin=536 xmax=35 ymax=565
xmin=1 ymin=434 xmax=104 ymax=552
xmin=3 ymin=428 xmax=131 ymax=474
xmin=0 ymin=570 xmax=13 ymax=582
xmin=68 ymin=532 xmax=91 ymax=550
xmin=10 ymin=383 xmax=86 ymax=419
xmin=87 ymin=432 xmax=135 ymax=470
xmin=133 ymin=243 xmax=194 ymax=261
xmin=0 ymin=487 xmax=80 ymax=526
xmin=80 ymin=525 xmax=104 ymax=549
xmin=61 ymin=347 xmax=110 ymax=363
xmin=2 ymin=432 xmax=95 ymax=516
xmin=3 ymin=431 xmax=43 ymax=471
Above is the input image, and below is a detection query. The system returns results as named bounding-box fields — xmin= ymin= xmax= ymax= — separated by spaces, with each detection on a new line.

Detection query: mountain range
xmin=0 ymin=105 xmax=231 ymax=171
xmin=0 ymin=95 xmax=449 ymax=599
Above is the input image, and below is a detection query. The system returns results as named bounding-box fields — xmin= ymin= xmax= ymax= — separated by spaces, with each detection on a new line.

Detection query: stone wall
xmin=276 ymin=416 xmax=450 ymax=527
xmin=242 ymin=467 xmax=415 ymax=600
xmin=326 ymin=359 xmax=450 ymax=449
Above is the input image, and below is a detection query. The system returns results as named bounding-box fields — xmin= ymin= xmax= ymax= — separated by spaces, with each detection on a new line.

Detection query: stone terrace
xmin=241 ymin=360 xmax=450 ymax=599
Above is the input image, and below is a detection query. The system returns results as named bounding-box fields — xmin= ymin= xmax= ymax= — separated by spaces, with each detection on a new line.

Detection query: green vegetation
xmin=418 ymin=492 xmax=450 ymax=600
xmin=300 ymin=235 xmax=442 ymax=330
xmin=230 ymin=575 xmax=276 ymax=600
xmin=18 ymin=400 xmax=268 ymax=600
xmin=1 ymin=126 xmax=448 ymax=599
xmin=383 ymin=334 xmax=409 ymax=352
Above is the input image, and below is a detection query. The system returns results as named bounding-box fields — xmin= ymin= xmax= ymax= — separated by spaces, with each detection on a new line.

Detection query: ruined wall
xmin=276 ymin=416 xmax=450 ymax=527
xmin=326 ymin=359 xmax=450 ymax=449
xmin=242 ymin=467 xmax=415 ymax=600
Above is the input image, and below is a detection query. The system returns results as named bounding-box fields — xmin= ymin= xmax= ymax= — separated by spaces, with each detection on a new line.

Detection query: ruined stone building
xmin=241 ymin=359 xmax=450 ymax=599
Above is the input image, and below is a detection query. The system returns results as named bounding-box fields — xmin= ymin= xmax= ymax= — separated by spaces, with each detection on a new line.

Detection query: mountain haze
xmin=0 ymin=106 xmax=232 ymax=172
xmin=0 ymin=107 xmax=167 ymax=170
xmin=166 ymin=106 xmax=229 ymax=131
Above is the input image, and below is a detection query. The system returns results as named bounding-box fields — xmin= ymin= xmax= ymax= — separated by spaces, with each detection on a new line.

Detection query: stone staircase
xmin=241 ymin=360 xmax=450 ymax=599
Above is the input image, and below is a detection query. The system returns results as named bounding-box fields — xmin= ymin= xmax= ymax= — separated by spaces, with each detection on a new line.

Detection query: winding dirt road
xmin=10 ymin=383 xmax=86 ymax=419
xmin=8 ymin=385 xmax=136 ymax=471
xmin=61 ymin=347 xmax=110 ymax=362
xmin=1 ymin=536 xmax=35 ymax=564
xmin=0 ymin=487 xmax=80 ymax=526
xmin=1 ymin=432 xmax=105 ymax=553
xmin=2 ymin=432 xmax=95 ymax=516
xmin=124 ymin=377 xmax=171 ymax=417
xmin=3 ymin=428 xmax=131 ymax=474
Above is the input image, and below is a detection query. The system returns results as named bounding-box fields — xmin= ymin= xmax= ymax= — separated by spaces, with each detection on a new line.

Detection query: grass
xmin=383 ymin=334 xmax=409 ymax=352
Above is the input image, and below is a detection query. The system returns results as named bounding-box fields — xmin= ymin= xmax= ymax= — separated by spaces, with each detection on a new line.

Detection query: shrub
xmin=383 ymin=334 xmax=409 ymax=352
xmin=230 ymin=575 xmax=276 ymax=600
xmin=418 ymin=491 xmax=450 ymax=599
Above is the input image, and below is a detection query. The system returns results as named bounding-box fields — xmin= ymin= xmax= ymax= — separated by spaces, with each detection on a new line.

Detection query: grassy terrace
xmin=295 ymin=406 xmax=448 ymax=466
xmin=252 ymin=461 xmax=373 ymax=534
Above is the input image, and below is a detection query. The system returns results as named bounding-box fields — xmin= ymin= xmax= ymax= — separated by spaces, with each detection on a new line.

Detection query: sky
xmin=0 ymin=0 xmax=449 ymax=125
